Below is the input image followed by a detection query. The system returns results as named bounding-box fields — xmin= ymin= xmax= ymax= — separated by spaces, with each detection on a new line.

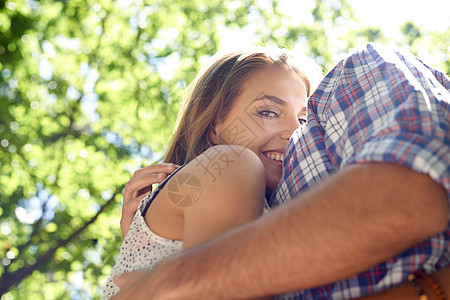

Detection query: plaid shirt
xmin=270 ymin=43 xmax=450 ymax=299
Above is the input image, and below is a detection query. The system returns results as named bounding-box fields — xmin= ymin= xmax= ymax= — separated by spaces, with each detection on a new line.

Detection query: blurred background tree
xmin=0 ymin=0 xmax=448 ymax=299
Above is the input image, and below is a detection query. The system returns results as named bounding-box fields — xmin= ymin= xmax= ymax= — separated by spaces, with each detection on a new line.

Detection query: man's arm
xmin=113 ymin=162 xmax=448 ymax=299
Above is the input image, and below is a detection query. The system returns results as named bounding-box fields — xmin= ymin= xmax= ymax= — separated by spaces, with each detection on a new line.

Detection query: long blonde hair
xmin=163 ymin=46 xmax=321 ymax=165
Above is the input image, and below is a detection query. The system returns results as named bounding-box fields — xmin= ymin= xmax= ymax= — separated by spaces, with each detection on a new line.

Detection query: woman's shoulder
xmin=176 ymin=145 xmax=265 ymax=190
xmin=145 ymin=145 xmax=266 ymax=240
xmin=150 ymin=145 xmax=266 ymax=215
xmin=167 ymin=145 xmax=266 ymax=209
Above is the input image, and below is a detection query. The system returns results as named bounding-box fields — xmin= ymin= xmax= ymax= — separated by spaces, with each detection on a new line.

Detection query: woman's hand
xmin=121 ymin=163 xmax=178 ymax=238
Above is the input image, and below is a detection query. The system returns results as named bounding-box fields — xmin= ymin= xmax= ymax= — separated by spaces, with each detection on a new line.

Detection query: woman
xmin=103 ymin=46 xmax=321 ymax=299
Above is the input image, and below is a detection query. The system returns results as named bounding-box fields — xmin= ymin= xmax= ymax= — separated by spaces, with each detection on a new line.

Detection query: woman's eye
xmin=298 ymin=118 xmax=307 ymax=125
xmin=259 ymin=110 xmax=278 ymax=118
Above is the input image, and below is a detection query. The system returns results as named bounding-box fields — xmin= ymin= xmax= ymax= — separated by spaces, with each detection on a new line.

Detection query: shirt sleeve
xmin=324 ymin=43 xmax=450 ymax=199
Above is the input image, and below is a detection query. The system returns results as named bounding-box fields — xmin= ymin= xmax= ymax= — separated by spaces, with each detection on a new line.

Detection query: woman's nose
xmin=280 ymin=117 xmax=302 ymax=140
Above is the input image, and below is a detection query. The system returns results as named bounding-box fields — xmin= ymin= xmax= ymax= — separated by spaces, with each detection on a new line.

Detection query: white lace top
xmin=102 ymin=193 xmax=183 ymax=299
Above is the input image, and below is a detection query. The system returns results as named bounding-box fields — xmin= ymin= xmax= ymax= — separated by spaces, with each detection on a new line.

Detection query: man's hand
xmin=111 ymin=263 xmax=182 ymax=300
xmin=111 ymin=270 xmax=150 ymax=300
xmin=121 ymin=163 xmax=178 ymax=238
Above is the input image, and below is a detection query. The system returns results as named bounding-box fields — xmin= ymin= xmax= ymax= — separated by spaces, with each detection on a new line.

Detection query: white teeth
xmin=265 ymin=152 xmax=283 ymax=162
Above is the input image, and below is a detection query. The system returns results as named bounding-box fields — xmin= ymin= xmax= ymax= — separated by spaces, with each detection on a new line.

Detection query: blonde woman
xmin=103 ymin=46 xmax=321 ymax=299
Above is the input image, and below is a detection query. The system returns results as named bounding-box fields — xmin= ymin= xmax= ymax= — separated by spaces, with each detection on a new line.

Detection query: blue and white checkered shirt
xmin=271 ymin=43 xmax=450 ymax=299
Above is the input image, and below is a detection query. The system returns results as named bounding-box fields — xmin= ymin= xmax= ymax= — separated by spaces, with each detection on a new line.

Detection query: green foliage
xmin=0 ymin=0 xmax=448 ymax=299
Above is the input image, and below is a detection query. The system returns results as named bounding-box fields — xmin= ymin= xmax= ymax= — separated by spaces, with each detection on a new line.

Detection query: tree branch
xmin=0 ymin=190 xmax=120 ymax=297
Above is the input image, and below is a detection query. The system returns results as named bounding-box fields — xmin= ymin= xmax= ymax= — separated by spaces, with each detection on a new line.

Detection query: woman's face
xmin=210 ymin=66 xmax=308 ymax=194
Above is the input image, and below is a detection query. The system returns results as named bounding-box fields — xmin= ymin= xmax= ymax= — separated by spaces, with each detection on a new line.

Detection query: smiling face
xmin=209 ymin=66 xmax=308 ymax=194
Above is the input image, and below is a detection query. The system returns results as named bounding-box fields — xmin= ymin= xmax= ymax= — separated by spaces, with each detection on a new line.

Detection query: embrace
xmin=104 ymin=43 xmax=450 ymax=299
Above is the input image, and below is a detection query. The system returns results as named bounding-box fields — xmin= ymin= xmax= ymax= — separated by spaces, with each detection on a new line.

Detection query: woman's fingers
xmin=120 ymin=163 xmax=179 ymax=238
xmin=124 ymin=163 xmax=178 ymax=201
xmin=132 ymin=163 xmax=178 ymax=179
xmin=123 ymin=172 xmax=166 ymax=203
xmin=136 ymin=185 xmax=153 ymax=197
xmin=122 ymin=189 xmax=151 ymax=215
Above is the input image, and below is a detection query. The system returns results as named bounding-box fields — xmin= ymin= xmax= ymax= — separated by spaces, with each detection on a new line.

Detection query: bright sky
xmin=347 ymin=0 xmax=450 ymax=34
xmin=279 ymin=0 xmax=450 ymax=32
xmin=221 ymin=0 xmax=450 ymax=52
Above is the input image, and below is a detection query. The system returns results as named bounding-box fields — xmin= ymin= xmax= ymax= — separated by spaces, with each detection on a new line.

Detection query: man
xmin=112 ymin=43 xmax=449 ymax=299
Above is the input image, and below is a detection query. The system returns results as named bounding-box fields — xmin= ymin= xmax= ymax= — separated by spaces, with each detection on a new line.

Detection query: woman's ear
xmin=208 ymin=125 xmax=220 ymax=145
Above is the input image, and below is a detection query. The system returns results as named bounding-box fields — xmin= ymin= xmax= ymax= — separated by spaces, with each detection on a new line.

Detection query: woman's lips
xmin=262 ymin=151 xmax=284 ymax=168
xmin=264 ymin=151 xmax=283 ymax=162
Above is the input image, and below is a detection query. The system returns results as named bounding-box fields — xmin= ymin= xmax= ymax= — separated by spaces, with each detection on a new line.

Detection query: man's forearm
xmin=131 ymin=163 xmax=449 ymax=299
